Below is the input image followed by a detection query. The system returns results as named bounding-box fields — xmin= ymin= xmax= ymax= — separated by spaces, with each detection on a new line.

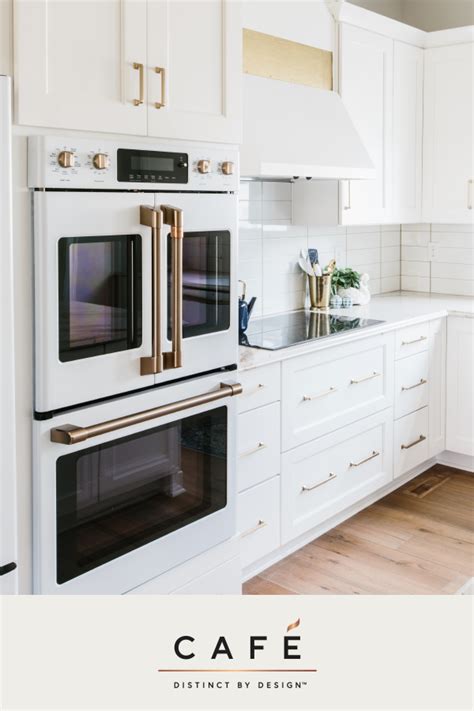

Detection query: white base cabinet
xmin=446 ymin=316 xmax=474 ymax=456
xmin=281 ymin=409 xmax=393 ymax=544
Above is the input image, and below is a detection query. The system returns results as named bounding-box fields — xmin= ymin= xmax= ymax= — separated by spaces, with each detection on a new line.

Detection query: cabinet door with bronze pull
xmin=15 ymin=0 xmax=148 ymax=135
xmin=146 ymin=0 xmax=242 ymax=143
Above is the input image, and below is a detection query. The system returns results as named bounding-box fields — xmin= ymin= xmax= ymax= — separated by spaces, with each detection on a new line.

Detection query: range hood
xmin=241 ymin=74 xmax=375 ymax=180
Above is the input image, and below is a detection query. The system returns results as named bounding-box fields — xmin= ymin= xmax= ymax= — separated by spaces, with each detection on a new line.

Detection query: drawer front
xmin=394 ymin=407 xmax=429 ymax=478
xmin=173 ymin=558 xmax=242 ymax=595
xmin=394 ymin=351 xmax=429 ymax=419
xmin=237 ymin=363 xmax=281 ymax=413
xmin=281 ymin=409 xmax=393 ymax=544
xmin=238 ymin=476 xmax=280 ymax=569
xmin=282 ymin=335 xmax=394 ymax=450
xmin=395 ymin=323 xmax=430 ymax=359
xmin=238 ymin=402 xmax=280 ymax=492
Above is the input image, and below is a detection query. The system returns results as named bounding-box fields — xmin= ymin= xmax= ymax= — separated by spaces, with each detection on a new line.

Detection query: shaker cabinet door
xmin=446 ymin=316 xmax=474 ymax=456
xmin=146 ymin=0 xmax=242 ymax=143
xmin=15 ymin=0 xmax=147 ymax=135
xmin=338 ymin=23 xmax=393 ymax=225
xmin=422 ymin=43 xmax=474 ymax=224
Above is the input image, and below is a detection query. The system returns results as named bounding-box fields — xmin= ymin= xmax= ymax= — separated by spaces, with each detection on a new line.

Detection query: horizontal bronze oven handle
xmin=401 ymin=434 xmax=427 ymax=450
xmin=50 ymin=382 xmax=243 ymax=445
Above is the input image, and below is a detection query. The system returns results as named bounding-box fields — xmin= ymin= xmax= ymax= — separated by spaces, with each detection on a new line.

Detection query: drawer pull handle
xmin=402 ymin=378 xmax=428 ymax=392
xmin=401 ymin=434 xmax=427 ymax=450
xmin=244 ymin=383 xmax=265 ymax=396
xmin=302 ymin=386 xmax=337 ymax=402
xmin=240 ymin=519 xmax=267 ymax=538
xmin=350 ymin=371 xmax=381 ymax=385
xmin=239 ymin=442 xmax=266 ymax=458
xmin=350 ymin=450 xmax=380 ymax=468
xmin=302 ymin=472 xmax=337 ymax=492
xmin=401 ymin=336 xmax=427 ymax=346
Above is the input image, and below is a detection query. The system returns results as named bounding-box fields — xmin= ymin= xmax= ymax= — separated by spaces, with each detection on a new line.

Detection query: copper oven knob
xmin=57 ymin=150 xmax=75 ymax=168
xmin=197 ymin=159 xmax=211 ymax=174
xmin=92 ymin=153 xmax=109 ymax=170
xmin=221 ymin=161 xmax=234 ymax=175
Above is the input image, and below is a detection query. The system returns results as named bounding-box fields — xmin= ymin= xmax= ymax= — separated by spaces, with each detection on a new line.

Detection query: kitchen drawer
xmin=282 ymin=334 xmax=394 ymax=450
xmin=238 ymin=363 xmax=281 ymax=413
xmin=395 ymin=322 xmax=430 ymax=360
xmin=238 ymin=476 xmax=280 ymax=569
xmin=173 ymin=558 xmax=241 ymax=595
xmin=394 ymin=407 xmax=429 ymax=478
xmin=394 ymin=351 xmax=429 ymax=419
xmin=281 ymin=409 xmax=393 ymax=544
xmin=238 ymin=402 xmax=280 ymax=492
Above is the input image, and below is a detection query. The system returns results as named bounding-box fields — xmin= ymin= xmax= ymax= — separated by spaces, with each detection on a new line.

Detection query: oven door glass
xmin=168 ymin=231 xmax=230 ymax=339
xmin=56 ymin=406 xmax=227 ymax=584
xmin=58 ymin=235 xmax=142 ymax=362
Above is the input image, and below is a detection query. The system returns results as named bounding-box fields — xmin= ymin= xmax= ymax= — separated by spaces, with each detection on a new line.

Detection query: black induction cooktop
xmin=239 ymin=310 xmax=384 ymax=351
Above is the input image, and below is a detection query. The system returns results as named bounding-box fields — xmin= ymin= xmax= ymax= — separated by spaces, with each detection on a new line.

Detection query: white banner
xmin=1 ymin=595 xmax=472 ymax=710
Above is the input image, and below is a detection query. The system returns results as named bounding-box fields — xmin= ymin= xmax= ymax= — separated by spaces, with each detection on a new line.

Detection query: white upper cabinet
xmin=14 ymin=0 xmax=241 ymax=143
xmin=392 ymin=41 xmax=423 ymax=223
xmin=147 ymin=0 xmax=241 ymax=143
xmin=338 ymin=24 xmax=393 ymax=225
xmin=15 ymin=0 xmax=148 ymax=135
xmin=422 ymin=43 xmax=474 ymax=224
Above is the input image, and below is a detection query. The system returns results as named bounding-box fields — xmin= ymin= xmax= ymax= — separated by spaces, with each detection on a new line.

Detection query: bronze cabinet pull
xmin=401 ymin=378 xmax=428 ymax=392
xmin=302 ymin=386 xmax=337 ymax=401
xmin=140 ymin=206 xmax=163 ymax=375
xmin=401 ymin=335 xmax=427 ymax=346
xmin=133 ymin=62 xmax=144 ymax=106
xmin=240 ymin=520 xmax=267 ymax=538
xmin=301 ymin=472 xmax=337 ymax=492
xmin=468 ymin=179 xmax=473 ymax=210
xmin=50 ymin=382 xmax=243 ymax=445
xmin=350 ymin=371 xmax=381 ymax=385
xmin=154 ymin=67 xmax=166 ymax=108
xmin=162 ymin=205 xmax=183 ymax=370
xmin=350 ymin=450 xmax=380 ymax=468
xmin=401 ymin=434 xmax=427 ymax=450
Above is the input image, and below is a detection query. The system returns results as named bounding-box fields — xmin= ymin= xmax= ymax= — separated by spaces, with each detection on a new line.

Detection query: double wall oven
xmin=30 ymin=136 xmax=240 ymax=594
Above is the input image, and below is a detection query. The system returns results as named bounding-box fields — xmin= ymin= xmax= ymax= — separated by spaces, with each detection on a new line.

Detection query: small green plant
xmin=331 ymin=267 xmax=361 ymax=295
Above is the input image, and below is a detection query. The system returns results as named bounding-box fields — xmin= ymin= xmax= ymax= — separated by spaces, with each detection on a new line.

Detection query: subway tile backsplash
xmin=401 ymin=224 xmax=474 ymax=297
xmin=238 ymin=181 xmax=474 ymax=317
xmin=238 ymin=181 xmax=400 ymax=317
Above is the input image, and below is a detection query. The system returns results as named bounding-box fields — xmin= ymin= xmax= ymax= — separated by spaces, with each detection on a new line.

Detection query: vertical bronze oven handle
xmin=140 ymin=206 xmax=163 ymax=374
xmin=161 ymin=205 xmax=183 ymax=370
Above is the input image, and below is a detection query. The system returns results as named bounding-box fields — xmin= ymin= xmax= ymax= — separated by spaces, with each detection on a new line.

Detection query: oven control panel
xmin=28 ymin=136 xmax=239 ymax=192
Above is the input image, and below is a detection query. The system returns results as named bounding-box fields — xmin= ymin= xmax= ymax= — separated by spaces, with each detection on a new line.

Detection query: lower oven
xmin=33 ymin=373 xmax=241 ymax=594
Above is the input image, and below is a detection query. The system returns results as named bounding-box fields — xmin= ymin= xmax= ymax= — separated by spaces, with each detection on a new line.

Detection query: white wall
xmin=0 ymin=0 xmax=12 ymax=75
xmin=349 ymin=0 xmax=474 ymax=30
xmin=347 ymin=0 xmax=405 ymax=22
xmin=402 ymin=0 xmax=474 ymax=31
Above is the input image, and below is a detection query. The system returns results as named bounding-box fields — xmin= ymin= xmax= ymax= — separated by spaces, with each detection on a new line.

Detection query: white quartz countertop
xmin=239 ymin=291 xmax=474 ymax=371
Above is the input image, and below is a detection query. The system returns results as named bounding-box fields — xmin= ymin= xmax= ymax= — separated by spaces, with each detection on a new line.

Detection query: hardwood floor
xmin=243 ymin=465 xmax=474 ymax=595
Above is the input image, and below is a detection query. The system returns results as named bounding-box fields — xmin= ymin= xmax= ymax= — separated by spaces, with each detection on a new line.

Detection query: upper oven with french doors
xmin=29 ymin=136 xmax=238 ymax=414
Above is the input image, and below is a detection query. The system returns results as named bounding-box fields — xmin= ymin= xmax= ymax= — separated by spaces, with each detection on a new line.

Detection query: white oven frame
xmin=33 ymin=190 xmax=237 ymax=413
xmin=33 ymin=372 xmax=239 ymax=594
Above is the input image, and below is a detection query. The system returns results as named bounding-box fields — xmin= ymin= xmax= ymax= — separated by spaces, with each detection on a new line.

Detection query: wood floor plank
xmin=244 ymin=468 xmax=474 ymax=596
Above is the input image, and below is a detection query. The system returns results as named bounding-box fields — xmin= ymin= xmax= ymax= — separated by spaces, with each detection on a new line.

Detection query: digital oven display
xmin=117 ymin=148 xmax=188 ymax=184
xmin=130 ymin=156 xmax=174 ymax=172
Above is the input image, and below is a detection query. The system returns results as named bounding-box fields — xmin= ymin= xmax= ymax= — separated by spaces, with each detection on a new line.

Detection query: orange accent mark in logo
xmin=286 ymin=618 xmax=301 ymax=633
